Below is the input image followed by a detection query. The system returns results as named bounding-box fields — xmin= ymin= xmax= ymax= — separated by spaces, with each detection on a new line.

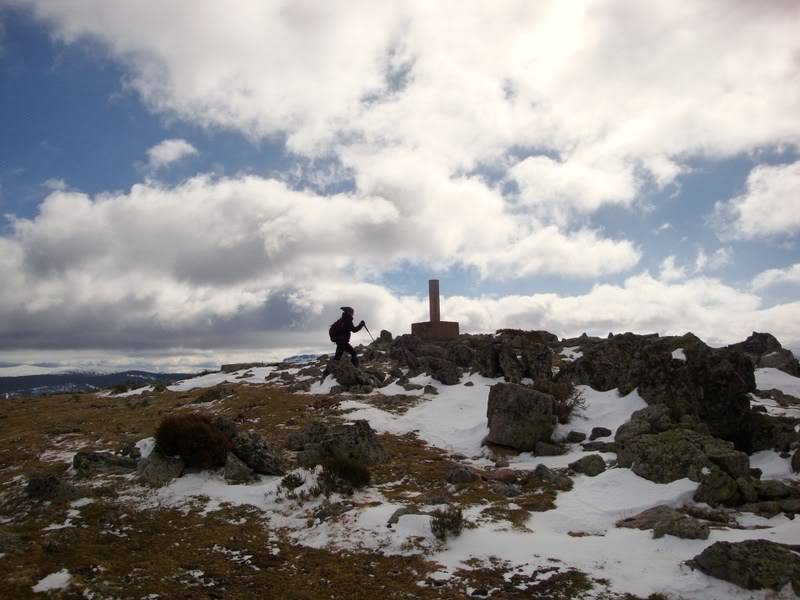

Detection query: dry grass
xmin=0 ymin=379 xmax=605 ymax=599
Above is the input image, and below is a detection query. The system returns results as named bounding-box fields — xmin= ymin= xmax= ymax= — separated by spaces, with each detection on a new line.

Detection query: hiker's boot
xmin=352 ymin=356 xmax=359 ymax=368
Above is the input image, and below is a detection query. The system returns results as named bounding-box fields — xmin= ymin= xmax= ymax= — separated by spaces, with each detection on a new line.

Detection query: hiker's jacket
xmin=333 ymin=313 xmax=364 ymax=344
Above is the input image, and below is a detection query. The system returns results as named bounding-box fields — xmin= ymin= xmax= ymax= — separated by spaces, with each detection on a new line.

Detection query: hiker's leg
xmin=345 ymin=343 xmax=358 ymax=367
xmin=323 ymin=344 xmax=345 ymax=377
xmin=334 ymin=343 xmax=346 ymax=361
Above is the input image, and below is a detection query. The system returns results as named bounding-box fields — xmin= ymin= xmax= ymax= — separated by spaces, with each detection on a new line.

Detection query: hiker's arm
xmin=353 ymin=320 xmax=365 ymax=332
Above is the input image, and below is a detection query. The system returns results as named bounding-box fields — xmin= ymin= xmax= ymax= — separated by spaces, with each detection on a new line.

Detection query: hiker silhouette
xmin=322 ymin=306 xmax=365 ymax=380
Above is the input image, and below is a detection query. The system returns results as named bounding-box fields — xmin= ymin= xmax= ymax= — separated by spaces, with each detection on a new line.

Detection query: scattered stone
xmin=224 ymin=452 xmax=257 ymax=484
xmin=446 ymin=466 xmax=478 ymax=484
xmin=485 ymin=383 xmax=557 ymax=451
xmin=464 ymin=381 xmax=474 ymax=387
xmin=402 ymin=382 xmax=424 ymax=391
xmin=489 ymin=480 xmax=521 ymax=497
xmin=137 ymin=451 xmax=184 ymax=487
xmin=589 ymin=426 xmax=612 ymax=440
xmin=580 ymin=441 xmax=618 ymax=453
xmin=233 ymin=432 xmax=285 ymax=475
xmin=423 ymin=384 xmax=439 ymax=395
xmin=616 ymin=505 xmax=709 ymax=540
xmin=690 ymin=540 xmax=800 ymax=593
xmin=25 ymin=474 xmax=79 ymax=502
xmin=565 ymin=431 xmax=587 ymax=443
xmin=484 ymin=468 xmax=517 ymax=483
xmin=569 ymin=454 xmax=606 ymax=477
xmin=73 ymin=451 xmax=137 ymax=476
xmin=535 ymin=441 xmax=568 ymax=456
xmin=532 ymin=464 xmax=572 ymax=491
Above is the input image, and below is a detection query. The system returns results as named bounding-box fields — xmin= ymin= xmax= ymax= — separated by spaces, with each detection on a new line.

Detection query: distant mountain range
xmin=0 ymin=370 xmax=197 ymax=398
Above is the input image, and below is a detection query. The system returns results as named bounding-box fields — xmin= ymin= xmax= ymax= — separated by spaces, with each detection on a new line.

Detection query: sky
xmin=0 ymin=1 xmax=799 ymax=372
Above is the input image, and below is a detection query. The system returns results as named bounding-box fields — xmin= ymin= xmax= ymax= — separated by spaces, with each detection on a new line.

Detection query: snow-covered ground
xmin=124 ymin=360 xmax=800 ymax=599
xmin=751 ymin=367 xmax=800 ymax=418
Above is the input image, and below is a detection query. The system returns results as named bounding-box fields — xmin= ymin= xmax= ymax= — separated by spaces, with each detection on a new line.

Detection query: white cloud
xmin=145 ymin=138 xmax=198 ymax=170
xmin=42 ymin=178 xmax=67 ymax=191
xmin=752 ymin=263 xmax=800 ymax=290
xmin=693 ymin=246 xmax=732 ymax=274
xmin=15 ymin=0 xmax=800 ymax=222
xmin=658 ymin=256 xmax=686 ymax=282
xmin=714 ymin=160 xmax=800 ymax=239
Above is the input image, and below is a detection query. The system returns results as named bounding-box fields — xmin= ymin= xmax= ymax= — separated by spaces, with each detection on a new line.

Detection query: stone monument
xmin=411 ymin=279 xmax=459 ymax=340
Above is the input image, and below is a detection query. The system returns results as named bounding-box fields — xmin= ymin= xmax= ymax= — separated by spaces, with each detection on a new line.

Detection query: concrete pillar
xmin=429 ymin=279 xmax=440 ymax=322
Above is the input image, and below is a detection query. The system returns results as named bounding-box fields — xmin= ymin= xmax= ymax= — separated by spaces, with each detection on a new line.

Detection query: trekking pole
xmin=363 ymin=324 xmax=376 ymax=342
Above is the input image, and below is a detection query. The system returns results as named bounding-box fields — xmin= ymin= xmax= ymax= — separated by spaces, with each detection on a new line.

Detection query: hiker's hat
xmin=340 ymin=306 xmax=354 ymax=315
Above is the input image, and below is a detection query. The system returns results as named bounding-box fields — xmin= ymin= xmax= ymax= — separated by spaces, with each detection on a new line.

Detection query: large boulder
xmin=232 ymin=432 xmax=285 ymax=475
xmin=616 ymin=505 xmax=709 ymax=540
xmin=486 ymin=383 xmax=557 ymax=451
xmin=617 ymin=428 xmax=750 ymax=484
xmin=691 ymin=540 xmax=800 ymax=593
xmin=224 ymin=452 xmax=257 ymax=484
xmin=327 ymin=360 xmax=382 ymax=391
xmin=73 ymin=450 xmax=138 ymax=476
xmin=137 ymin=451 xmax=184 ymax=487
xmin=296 ymin=420 xmax=388 ymax=467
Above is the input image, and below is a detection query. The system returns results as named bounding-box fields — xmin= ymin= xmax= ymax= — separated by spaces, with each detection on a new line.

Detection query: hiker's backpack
xmin=329 ymin=318 xmax=344 ymax=342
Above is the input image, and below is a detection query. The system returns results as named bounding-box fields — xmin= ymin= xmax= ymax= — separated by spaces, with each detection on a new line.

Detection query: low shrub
xmin=279 ymin=472 xmax=305 ymax=491
xmin=320 ymin=457 xmax=371 ymax=496
xmin=111 ymin=384 xmax=129 ymax=394
xmin=533 ymin=380 xmax=586 ymax=424
xmin=155 ymin=413 xmax=233 ymax=469
xmin=430 ymin=505 xmax=464 ymax=541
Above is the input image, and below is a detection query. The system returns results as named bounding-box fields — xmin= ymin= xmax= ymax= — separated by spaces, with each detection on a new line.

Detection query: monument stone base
xmin=411 ymin=321 xmax=460 ymax=340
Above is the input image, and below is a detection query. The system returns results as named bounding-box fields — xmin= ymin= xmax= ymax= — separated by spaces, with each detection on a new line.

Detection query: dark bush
xmin=280 ymin=472 xmax=305 ymax=491
xmin=320 ymin=457 xmax=371 ymax=495
xmin=430 ymin=505 xmax=464 ymax=540
xmin=533 ymin=380 xmax=586 ymax=424
xmin=155 ymin=413 xmax=233 ymax=469
xmin=111 ymin=384 xmax=129 ymax=394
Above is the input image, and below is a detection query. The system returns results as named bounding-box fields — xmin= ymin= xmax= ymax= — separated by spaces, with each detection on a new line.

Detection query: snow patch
xmin=672 ymin=348 xmax=687 ymax=361
xmin=32 ymin=569 xmax=71 ymax=592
